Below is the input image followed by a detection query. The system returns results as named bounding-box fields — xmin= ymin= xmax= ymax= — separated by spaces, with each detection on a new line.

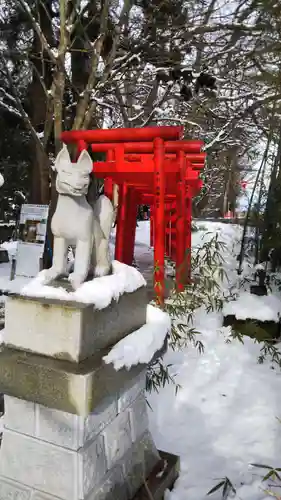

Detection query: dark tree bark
xmin=28 ymin=0 xmax=54 ymax=204
xmin=260 ymin=131 xmax=281 ymax=268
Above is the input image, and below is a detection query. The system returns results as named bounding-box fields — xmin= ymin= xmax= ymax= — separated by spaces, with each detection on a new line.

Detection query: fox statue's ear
xmin=76 ymin=149 xmax=93 ymax=174
xmin=54 ymin=144 xmax=71 ymax=172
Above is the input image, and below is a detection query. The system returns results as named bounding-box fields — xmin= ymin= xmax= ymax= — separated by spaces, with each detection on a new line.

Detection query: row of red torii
xmin=61 ymin=126 xmax=206 ymax=305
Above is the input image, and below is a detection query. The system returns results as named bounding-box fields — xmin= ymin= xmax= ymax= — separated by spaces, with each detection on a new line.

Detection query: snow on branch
xmin=16 ymin=0 xmax=57 ymax=65
xmin=0 ymin=88 xmax=18 ymax=106
xmin=90 ymin=94 xmax=116 ymax=112
xmin=82 ymin=1 xmax=135 ymax=129
xmin=217 ymin=92 xmax=257 ymax=102
xmin=204 ymin=118 xmax=233 ymax=150
xmin=127 ymin=110 xmax=145 ymax=123
xmin=0 ymin=54 xmax=48 ymax=160
xmin=0 ymin=99 xmax=22 ymax=118
xmin=107 ymin=54 xmax=141 ymax=83
xmin=114 ymin=86 xmax=129 ymax=127
xmin=157 ymin=117 xmax=203 ymax=130
xmin=183 ymin=21 xmax=267 ymax=39
xmin=141 ymin=82 xmax=174 ymax=127
xmin=73 ymin=34 xmax=106 ymax=129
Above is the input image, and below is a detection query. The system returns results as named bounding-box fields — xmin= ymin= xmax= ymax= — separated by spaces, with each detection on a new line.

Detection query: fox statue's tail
xmin=92 ymin=195 xmax=115 ymax=277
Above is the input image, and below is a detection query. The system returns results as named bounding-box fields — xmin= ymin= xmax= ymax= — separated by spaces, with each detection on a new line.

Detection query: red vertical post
xmin=123 ymin=187 xmax=138 ymax=265
xmin=153 ymin=137 xmax=165 ymax=306
xmin=168 ymin=208 xmax=173 ymax=258
xmin=164 ymin=207 xmax=171 ymax=258
xmin=76 ymin=140 xmax=88 ymax=159
xmin=115 ymin=185 xmax=137 ymax=265
xmin=186 ymin=183 xmax=192 ymax=283
xmin=104 ymin=149 xmax=114 ymax=200
xmin=170 ymin=203 xmax=177 ymax=262
xmin=165 ymin=223 xmax=169 ymax=257
xmin=176 ymin=151 xmax=186 ymax=292
xmin=115 ymin=183 xmax=128 ymax=262
xmin=150 ymin=206 xmax=154 ymax=248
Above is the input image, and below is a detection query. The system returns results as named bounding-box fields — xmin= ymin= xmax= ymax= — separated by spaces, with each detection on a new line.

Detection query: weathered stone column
xmin=0 ymin=285 xmax=178 ymax=500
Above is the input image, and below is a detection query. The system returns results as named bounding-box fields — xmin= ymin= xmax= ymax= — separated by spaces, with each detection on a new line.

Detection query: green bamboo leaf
xmin=251 ymin=463 xmax=274 ymax=470
xmin=207 ymin=481 xmax=225 ymax=495
xmin=274 ymin=471 xmax=281 ymax=481
xmin=262 ymin=470 xmax=275 ymax=482
xmin=222 ymin=480 xmax=230 ymax=498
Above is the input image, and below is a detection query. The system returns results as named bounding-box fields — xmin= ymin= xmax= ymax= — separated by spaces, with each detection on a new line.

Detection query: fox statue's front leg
xmin=42 ymin=237 xmax=68 ymax=284
xmin=69 ymin=237 xmax=93 ymax=290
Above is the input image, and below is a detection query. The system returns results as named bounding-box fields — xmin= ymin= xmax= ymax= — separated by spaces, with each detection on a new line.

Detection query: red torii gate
xmin=61 ymin=126 xmax=205 ymax=305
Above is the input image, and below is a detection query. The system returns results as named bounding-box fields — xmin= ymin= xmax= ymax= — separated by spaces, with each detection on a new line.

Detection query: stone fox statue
xmin=43 ymin=145 xmax=114 ymax=290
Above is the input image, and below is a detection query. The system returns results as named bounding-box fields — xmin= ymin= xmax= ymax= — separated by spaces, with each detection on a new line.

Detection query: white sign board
xmin=15 ymin=204 xmax=49 ymax=278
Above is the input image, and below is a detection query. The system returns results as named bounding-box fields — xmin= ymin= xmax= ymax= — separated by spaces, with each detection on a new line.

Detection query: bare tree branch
xmin=0 ymin=54 xmax=48 ymax=161
xmin=115 ymin=86 xmax=129 ymax=127
xmin=16 ymin=0 xmax=57 ymax=65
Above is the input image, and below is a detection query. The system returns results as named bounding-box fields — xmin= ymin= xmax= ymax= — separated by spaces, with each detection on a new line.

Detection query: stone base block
xmin=0 ymin=336 xmax=168 ymax=416
xmin=0 ymin=347 xmax=147 ymax=415
xmin=0 ymin=428 xmax=106 ymax=499
xmin=0 ymin=443 xmax=173 ymax=500
xmin=4 ymin=287 xmax=147 ymax=362
xmin=0 ymin=376 xmax=159 ymax=500
xmin=3 ymin=377 xmax=148 ymax=451
xmin=0 ymin=431 xmax=159 ymax=500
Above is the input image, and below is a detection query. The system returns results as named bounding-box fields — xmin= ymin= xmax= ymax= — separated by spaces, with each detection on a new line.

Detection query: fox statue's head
xmin=54 ymin=145 xmax=93 ymax=196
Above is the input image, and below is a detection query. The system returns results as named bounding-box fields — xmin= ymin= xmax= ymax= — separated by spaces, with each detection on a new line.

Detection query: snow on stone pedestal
xmin=0 ymin=268 xmax=169 ymax=500
xmin=4 ymin=288 xmax=147 ymax=362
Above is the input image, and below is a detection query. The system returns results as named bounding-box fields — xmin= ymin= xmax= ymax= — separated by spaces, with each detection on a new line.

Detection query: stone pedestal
xmin=0 ymin=288 xmax=174 ymax=500
xmin=4 ymin=288 xmax=147 ymax=362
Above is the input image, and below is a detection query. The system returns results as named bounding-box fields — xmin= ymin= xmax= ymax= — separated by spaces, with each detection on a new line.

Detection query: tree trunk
xmin=28 ymin=0 xmax=54 ymax=204
xmin=260 ymin=131 xmax=281 ymax=266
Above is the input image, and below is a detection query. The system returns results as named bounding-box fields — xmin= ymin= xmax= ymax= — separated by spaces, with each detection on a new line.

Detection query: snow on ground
xmin=150 ymin=314 xmax=281 ymax=500
xmin=134 ymin=221 xmax=281 ymax=500
xmin=224 ymin=291 xmax=281 ymax=322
